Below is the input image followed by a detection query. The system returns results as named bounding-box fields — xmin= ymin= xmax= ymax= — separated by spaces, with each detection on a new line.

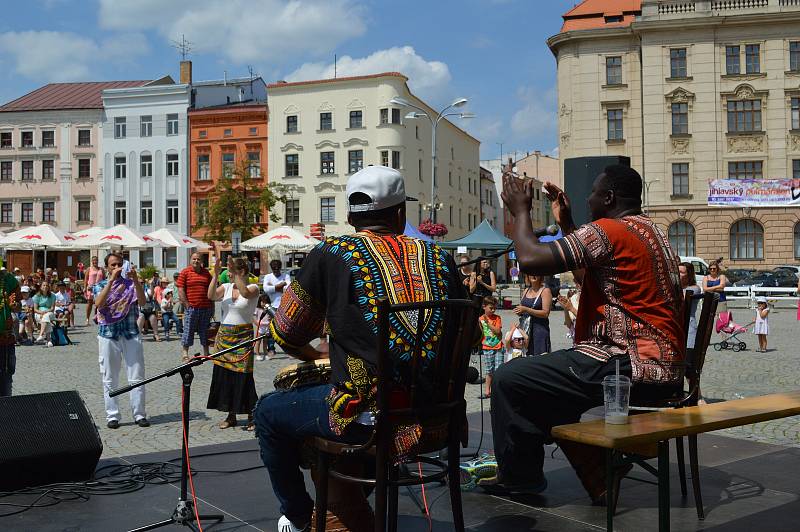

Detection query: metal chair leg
xmin=688 ymin=434 xmax=705 ymax=520
xmin=375 ymin=447 xmax=388 ymax=532
xmin=314 ymin=452 xmax=329 ymax=532
xmin=676 ymin=436 xmax=687 ymax=499
xmin=658 ymin=441 xmax=671 ymax=532
xmin=388 ymin=465 xmax=399 ymax=532
xmin=447 ymin=440 xmax=466 ymax=532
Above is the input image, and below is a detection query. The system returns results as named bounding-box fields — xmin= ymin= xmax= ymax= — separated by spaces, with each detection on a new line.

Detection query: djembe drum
xmin=274 ymin=360 xmax=374 ymax=532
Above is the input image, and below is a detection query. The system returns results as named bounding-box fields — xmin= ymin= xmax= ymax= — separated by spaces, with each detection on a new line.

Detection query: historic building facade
xmin=549 ymin=0 xmax=800 ymax=267
xmin=267 ymin=72 xmax=481 ymax=239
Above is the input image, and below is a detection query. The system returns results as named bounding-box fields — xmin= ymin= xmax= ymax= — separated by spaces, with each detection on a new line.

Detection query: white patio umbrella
xmin=146 ymin=228 xmax=210 ymax=250
xmin=78 ymin=225 xmax=168 ymax=249
xmin=71 ymin=226 xmax=104 ymax=240
xmin=240 ymin=226 xmax=320 ymax=253
xmin=0 ymin=224 xmax=80 ymax=269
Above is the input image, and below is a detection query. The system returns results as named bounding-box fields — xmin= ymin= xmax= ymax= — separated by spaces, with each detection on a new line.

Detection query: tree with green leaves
xmin=195 ymin=155 xmax=281 ymax=242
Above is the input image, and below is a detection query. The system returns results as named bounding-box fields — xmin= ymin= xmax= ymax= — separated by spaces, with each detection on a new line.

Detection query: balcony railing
xmin=644 ymin=0 xmax=800 ymax=18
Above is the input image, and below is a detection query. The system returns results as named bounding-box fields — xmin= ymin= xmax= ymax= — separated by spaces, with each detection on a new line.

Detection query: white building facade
xmin=267 ymin=73 xmax=481 ymax=239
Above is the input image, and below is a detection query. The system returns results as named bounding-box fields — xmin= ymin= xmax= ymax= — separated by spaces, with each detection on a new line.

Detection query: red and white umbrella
xmin=78 ymin=225 xmax=167 ymax=249
xmin=0 ymin=224 xmax=79 ymax=270
xmin=146 ymin=228 xmax=210 ymax=250
xmin=240 ymin=226 xmax=320 ymax=252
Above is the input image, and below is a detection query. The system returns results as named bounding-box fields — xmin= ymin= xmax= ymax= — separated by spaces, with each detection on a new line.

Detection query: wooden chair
xmin=625 ymin=291 xmax=719 ymax=518
xmin=309 ymin=296 xmax=482 ymax=532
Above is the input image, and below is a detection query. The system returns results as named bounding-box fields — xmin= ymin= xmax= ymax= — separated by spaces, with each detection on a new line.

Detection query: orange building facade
xmin=188 ymin=102 xmax=270 ymax=272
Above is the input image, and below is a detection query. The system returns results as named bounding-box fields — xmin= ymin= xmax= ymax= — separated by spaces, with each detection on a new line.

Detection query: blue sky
xmin=0 ymin=0 xmax=577 ymax=160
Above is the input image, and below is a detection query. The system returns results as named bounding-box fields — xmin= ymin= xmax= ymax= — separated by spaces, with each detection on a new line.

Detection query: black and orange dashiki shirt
xmin=551 ymin=215 xmax=685 ymax=386
xmin=269 ymin=230 xmax=465 ymax=435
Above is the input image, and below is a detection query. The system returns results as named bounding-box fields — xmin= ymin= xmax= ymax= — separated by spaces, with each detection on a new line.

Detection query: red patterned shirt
xmin=177 ymin=267 xmax=213 ymax=309
xmin=553 ymin=215 xmax=685 ymax=385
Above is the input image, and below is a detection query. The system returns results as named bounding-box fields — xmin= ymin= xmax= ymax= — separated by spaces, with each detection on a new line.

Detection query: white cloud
xmin=0 ymin=31 xmax=149 ymax=82
xmin=510 ymin=85 xmax=558 ymax=139
xmin=98 ymin=0 xmax=366 ymax=64
xmin=285 ymin=46 xmax=452 ymax=101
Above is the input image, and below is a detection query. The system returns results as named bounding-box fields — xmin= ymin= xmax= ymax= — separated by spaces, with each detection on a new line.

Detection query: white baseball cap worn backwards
xmin=346 ymin=165 xmax=417 ymax=213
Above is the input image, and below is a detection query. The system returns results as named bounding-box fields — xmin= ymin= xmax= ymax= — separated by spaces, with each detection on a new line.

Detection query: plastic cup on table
xmin=602 ymin=374 xmax=631 ymax=424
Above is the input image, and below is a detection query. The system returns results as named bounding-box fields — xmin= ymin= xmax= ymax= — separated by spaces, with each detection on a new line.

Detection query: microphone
xmin=466 ymin=366 xmax=483 ymax=384
xmin=533 ymin=224 xmax=560 ymax=238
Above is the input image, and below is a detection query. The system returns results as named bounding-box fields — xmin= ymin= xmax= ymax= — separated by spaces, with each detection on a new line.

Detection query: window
xmin=140 ymin=115 xmax=152 ymax=137
xmin=791 ymin=41 xmax=800 ymax=73
xmin=285 ymin=199 xmax=300 ymax=224
xmin=199 ymin=130 xmax=207 ymax=138
xmin=22 ymin=160 xmax=33 ymax=181
xmin=196 ymin=199 xmax=209 ymax=226
xmin=140 ymin=249 xmax=154 ymax=267
xmin=21 ymin=202 xmax=33 ymax=223
xmin=167 ymin=114 xmax=179 ymax=135
xmin=726 ymin=45 xmax=740 ymax=74
xmin=418 ymin=159 xmax=423 ymax=181
xmin=78 ymin=129 xmax=91 ymax=146
xmin=166 ymin=153 xmax=179 ymax=177
xmin=222 ymin=152 xmax=235 ymax=177
xmin=249 ymin=127 xmax=258 ymax=136
xmin=745 ymin=44 xmax=760 ymax=74
xmin=114 ymin=156 xmax=126 ymax=179
xmin=286 ymin=115 xmax=298 ymax=133
xmin=140 ymin=201 xmax=153 ymax=225
xmin=320 ymin=197 xmax=335 ymax=223
xmin=163 ymin=249 xmax=177 ymax=268
xmin=348 ymin=150 xmax=363 ymax=174
xmin=391 ymin=150 xmax=400 ymax=170
xmin=672 ymin=103 xmax=688 ymax=135
xmin=380 ymin=108 xmax=389 ymax=124
xmin=730 ymin=219 xmax=764 ymax=259
xmin=320 ymin=152 xmax=334 ymax=174
xmin=728 ymin=161 xmax=763 ymax=179
xmin=415 ymin=125 xmax=419 ymax=139
xmin=114 ymin=201 xmax=126 ymax=225
xmin=319 ymin=112 xmax=332 ymax=131
xmin=248 ymin=151 xmax=260 ymax=178
xmin=795 ymin=223 xmax=800 ymax=259
xmin=285 ymin=154 xmax=299 ymax=177
xmin=380 ymin=150 xmax=389 ymax=167
xmin=606 ymin=56 xmax=622 ymax=85
xmin=391 ymin=108 xmax=401 ymax=124
xmin=349 ymin=110 xmax=362 ymax=128
xmin=41 ymin=130 xmax=54 ymax=147
xmin=193 ymin=154 xmax=209 ymax=181
xmin=21 ymin=131 xmax=33 ymax=147
xmin=78 ymin=200 xmax=90 ymax=222
xmin=448 ymin=171 xmax=452 ymax=186
xmin=78 ymin=158 xmax=90 ymax=179
xmin=42 ymin=159 xmax=54 ymax=180
xmin=224 ymin=128 xmax=232 ymax=137
xmin=166 ymin=200 xmax=179 ymax=224
xmin=727 ymin=100 xmax=761 ymax=133
xmin=449 ymin=205 xmax=453 ymax=225
xmin=39 ymin=201 xmax=54 ymax=223
xmin=607 ymin=109 xmax=624 ymax=140
xmin=140 ymin=154 xmax=153 ymax=178
xmin=114 ymin=117 xmax=126 ymax=139
xmin=672 ymin=163 xmax=689 ymax=196
xmin=450 ymin=147 xmax=454 ymax=160
xmin=668 ymin=221 xmax=695 ymax=256
xmin=1 ymin=161 xmax=11 ymax=181
xmin=670 ymin=48 xmax=687 ymax=78
xmin=793 ymin=159 xmax=800 ymax=179
xmin=792 ymin=97 xmax=800 ymax=130
xmin=1 ymin=203 xmax=11 ymax=223
xmin=0 ymin=131 xmax=11 ymax=148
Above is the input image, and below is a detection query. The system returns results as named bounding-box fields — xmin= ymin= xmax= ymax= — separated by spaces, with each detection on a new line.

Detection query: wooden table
xmin=552 ymin=391 xmax=800 ymax=531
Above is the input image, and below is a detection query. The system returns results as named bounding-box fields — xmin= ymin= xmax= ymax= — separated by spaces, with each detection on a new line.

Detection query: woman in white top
xmin=206 ymin=255 xmax=261 ymax=430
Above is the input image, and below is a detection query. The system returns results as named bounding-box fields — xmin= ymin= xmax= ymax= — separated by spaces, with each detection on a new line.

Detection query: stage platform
xmin=3 ymin=411 xmax=800 ymax=531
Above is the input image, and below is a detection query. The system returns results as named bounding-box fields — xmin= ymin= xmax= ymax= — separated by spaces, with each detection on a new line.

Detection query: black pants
xmin=490 ymin=349 xmax=632 ymax=483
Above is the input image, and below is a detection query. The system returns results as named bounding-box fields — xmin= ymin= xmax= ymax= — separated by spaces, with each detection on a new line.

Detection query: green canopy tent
xmin=438 ymin=219 xmax=512 ymax=250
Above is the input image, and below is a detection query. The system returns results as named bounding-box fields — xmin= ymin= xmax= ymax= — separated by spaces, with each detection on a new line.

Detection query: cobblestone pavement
xmin=11 ymin=302 xmax=800 ymax=458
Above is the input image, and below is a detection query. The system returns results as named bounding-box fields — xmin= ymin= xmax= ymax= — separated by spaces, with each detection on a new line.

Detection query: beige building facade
xmin=267 ymin=73 xmax=481 ymax=239
xmin=549 ymin=0 xmax=800 ymax=268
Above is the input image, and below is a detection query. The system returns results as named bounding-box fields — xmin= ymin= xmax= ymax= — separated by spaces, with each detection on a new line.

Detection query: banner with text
xmin=707 ymin=179 xmax=800 ymax=207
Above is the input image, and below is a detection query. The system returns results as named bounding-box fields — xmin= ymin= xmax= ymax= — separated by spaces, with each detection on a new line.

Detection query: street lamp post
xmin=388 ymin=96 xmax=474 ymax=223
xmin=644 ymin=179 xmax=660 ymax=214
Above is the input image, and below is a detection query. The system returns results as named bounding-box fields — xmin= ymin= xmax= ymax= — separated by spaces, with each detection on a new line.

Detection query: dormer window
xmin=605 ymin=15 xmax=623 ymax=23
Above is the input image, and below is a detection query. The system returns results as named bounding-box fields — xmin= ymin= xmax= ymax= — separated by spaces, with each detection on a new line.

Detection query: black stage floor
xmin=4 ymin=410 xmax=800 ymax=531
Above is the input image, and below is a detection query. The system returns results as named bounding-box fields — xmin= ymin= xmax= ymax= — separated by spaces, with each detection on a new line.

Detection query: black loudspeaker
xmin=563 ymin=156 xmax=631 ymax=227
xmin=0 ymin=391 xmax=102 ymax=491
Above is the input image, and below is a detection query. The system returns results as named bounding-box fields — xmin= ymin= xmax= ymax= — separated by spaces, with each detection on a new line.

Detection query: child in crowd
xmin=160 ymin=289 xmax=182 ymax=340
xmin=53 ymin=281 xmax=74 ymax=327
xmin=755 ymin=296 xmax=770 ymax=352
xmin=253 ymin=294 xmax=273 ymax=361
xmin=503 ymin=325 xmax=528 ymax=363
xmin=16 ymin=286 xmax=35 ymax=344
xmin=479 ymin=296 xmax=503 ymax=399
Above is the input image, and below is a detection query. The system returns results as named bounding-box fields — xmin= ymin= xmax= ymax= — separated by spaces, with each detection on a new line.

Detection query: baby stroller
xmin=712 ymin=311 xmax=753 ymax=352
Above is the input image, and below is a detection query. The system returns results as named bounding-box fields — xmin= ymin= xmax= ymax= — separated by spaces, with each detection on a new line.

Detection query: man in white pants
xmin=93 ymin=252 xmax=150 ymax=429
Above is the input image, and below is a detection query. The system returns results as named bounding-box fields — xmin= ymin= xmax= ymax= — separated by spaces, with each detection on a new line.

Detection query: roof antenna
xmin=171 ymin=34 xmax=193 ymax=61
xmin=334 ymin=54 xmax=337 ymax=78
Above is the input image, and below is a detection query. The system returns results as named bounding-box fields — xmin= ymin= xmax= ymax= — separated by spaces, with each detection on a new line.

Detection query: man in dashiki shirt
xmin=480 ymin=165 xmax=685 ymax=505
xmin=253 ymin=166 xmax=465 ymax=532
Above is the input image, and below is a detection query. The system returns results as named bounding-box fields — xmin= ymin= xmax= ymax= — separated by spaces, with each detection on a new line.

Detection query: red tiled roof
xmin=0 ymin=81 xmax=151 ymax=112
xmin=268 ymin=72 xmax=407 ymax=89
xmin=561 ymin=0 xmax=641 ymax=32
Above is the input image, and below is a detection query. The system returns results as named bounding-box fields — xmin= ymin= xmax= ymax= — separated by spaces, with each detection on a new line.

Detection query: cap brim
xmin=406 ymin=196 xmax=418 ymax=202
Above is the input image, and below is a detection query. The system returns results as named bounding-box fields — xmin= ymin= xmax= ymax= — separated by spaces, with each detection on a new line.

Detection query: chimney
xmin=180 ymin=60 xmax=192 ymax=84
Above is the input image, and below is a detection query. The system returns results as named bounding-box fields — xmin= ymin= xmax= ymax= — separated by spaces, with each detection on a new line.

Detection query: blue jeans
xmin=253 ymin=384 xmax=369 ymax=525
xmin=161 ymin=312 xmax=183 ymax=335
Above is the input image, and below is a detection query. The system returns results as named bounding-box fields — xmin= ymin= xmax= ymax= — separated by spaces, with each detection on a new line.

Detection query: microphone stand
xmin=111 ymin=330 xmax=271 ymax=532
xmin=458 ymin=245 xmax=514 ymax=268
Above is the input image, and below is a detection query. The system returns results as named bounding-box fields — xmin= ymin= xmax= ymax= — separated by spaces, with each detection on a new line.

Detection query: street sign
xmin=509 ymin=251 xmax=516 ymax=260
xmin=231 ymin=231 xmax=242 ymax=255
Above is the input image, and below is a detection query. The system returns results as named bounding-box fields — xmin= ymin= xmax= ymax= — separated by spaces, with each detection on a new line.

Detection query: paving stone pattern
xmin=12 ymin=302 xmax=800 ymax=459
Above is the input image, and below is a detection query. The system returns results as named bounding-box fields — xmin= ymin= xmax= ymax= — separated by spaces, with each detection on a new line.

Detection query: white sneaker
xmin=256 ymin=354 xmax=265 ymax=361
xmin=46 ymin=341 xmax=54 ymax=348
xmin=277 ymin=515 xmax=308 ymax=532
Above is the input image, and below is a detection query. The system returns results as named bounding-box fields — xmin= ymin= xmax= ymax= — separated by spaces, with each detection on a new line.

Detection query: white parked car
xmin=679 ymin=256 xmax=709 ymax=286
